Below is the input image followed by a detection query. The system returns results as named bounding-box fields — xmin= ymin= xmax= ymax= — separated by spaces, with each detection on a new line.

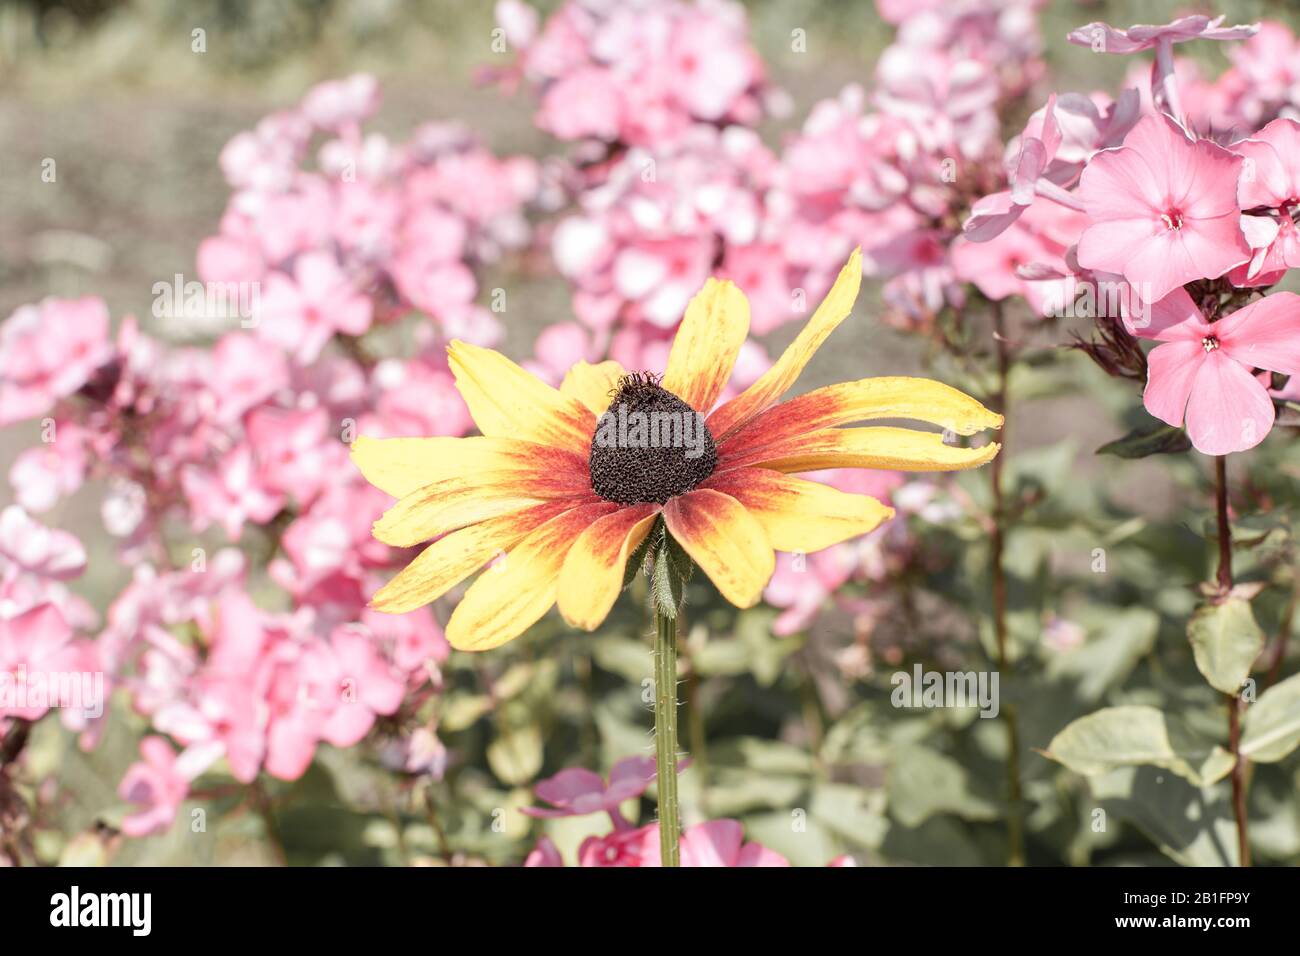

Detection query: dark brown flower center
xmin=589 ymin=373 xmax=717 ymax=505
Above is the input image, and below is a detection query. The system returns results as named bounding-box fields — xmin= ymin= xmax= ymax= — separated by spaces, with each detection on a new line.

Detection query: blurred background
xmin=7 ymin=0 xmax=1297 ymax=322
xmin=4 ymin=0 xmax=1300 ymax=866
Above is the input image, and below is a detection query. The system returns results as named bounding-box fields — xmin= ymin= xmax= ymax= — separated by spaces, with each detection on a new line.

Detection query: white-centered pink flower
xmin=1232 ymin=117 xmax=1300 ymax=281
xmin=1142 ymin=291 xmax=1300 ymax=455
xmin=1077 ymin=115 xmax=1250 ymax=303
xmin=1070 ymin=16 xmax=1258 ymax=121
xmin=256 ymin=251 xmax=373 ymax=363
xmin=0 ymin=298 xmax=113 ymax=426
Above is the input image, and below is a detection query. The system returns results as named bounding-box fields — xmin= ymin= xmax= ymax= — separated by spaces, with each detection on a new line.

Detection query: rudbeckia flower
xmin=351 ymin=250 xmax=1003 ymax=650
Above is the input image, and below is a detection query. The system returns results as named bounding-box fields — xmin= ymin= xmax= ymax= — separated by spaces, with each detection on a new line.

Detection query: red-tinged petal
xmin=717 ymin=377 xmax=1002 ymax=466
xmin=556 ymin=504 xmax=661 ymax=630
xmin=371 ymin=459 xmax=595 ymax=548
xmin=561 ymin=360 xmax=628 ymax=416
xmin=661 ymin=278 xmax=750 ymax=413
xmin=370 ymin=500 xmax=579 ymax=615
xmin=720 ymin=426 xmax=999 ymax=473
xmin=662 ymin=489 xmax=773 ymax=608
xmin=445 ymin=501 xmax=619 ymax=651
xmin=703 ymin=468 xmax=894 ymax=552
xmin=707 ymin=249 xmax=862 ymax=441
xmin=448 ymin=340 xmax=596 ymax=455
xmin=351 ymin=435 xmax=583 ymax=500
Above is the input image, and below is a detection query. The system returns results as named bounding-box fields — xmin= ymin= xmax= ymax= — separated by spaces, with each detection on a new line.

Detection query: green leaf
xmin=1241 ymin=672 xmax=1300 ymax=762
xmin=621 ymin=524 xmax=655 ymax=587
xmin=591 ymin=636 xmax=652 ymax=683
xmin=1096 ymin=421 xmax=1192 ymax=459
xmin=1091 ymin=766 xmax=1239 ymax=867
xmin=486 ymin=723 xmax=544 ymax=786
xmin=741 ymin=811 xmax=838 ymax=867
xmin=440 ymin=692 xmax=494 ymax=732
xmin=810 ymin=784 xmax=888 ymax=850
xmin=1187 ymin=598 xmax=1264 ymax=695
xmin=650 ymin=545 xmax=684 ymax=619
xmin=689 ymin=607 xmax=800 ymax=685
xmin=664 ymin=529 xmax=694 ymax=582
xmin=886 ymin=745 xmax=999 ymax=828
xmin=1042 ymin=705 xmax=1234 ymax=787
xmin=1045 ymin=607 xmax=1158 ymax=702
xmin=493 ymin=662 xmax=538 ymax=700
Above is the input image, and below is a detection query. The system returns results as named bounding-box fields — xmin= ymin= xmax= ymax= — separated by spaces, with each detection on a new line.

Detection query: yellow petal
xmin=557 ymin=504 xmax=660 ymax=630
xmin=661 ymin=279 xmax=751 ymax=413
xmin=445 ymin=501 xmax=617 ymax=651
xmin=370 ymin=501 xmax=576 ymax=614
xmin=372 ymin=459 xmax=594 ymax=548
xmin=727 ymin=426 xmax=1001 ymax=473
xmin=448 ymin=340 xmax=596 ymax=454
xmin=662 ymin=488 xmax=774 ymax=608
xmin=718 ymin=377 xmax=1002 ymax=467
xmin=704 ymin=468 xmax=894 ymax=552
xmin=560 ymin=360 xmax=628 ymax=416
xmin=706 ymin=248 xmax=862 ymax=440
xmin=351 ymin=435 xmax=576 ymax=500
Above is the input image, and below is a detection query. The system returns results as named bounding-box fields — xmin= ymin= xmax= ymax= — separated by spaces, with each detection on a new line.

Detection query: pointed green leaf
xmin=622 ymin=522 xmax=656 ymax=587
xmin=1096 ymin=422 xmax=1192 ymax=459
xmin=1187 ymin=598 xmax=1264 ymax=695
xmin=1241 ymin=672 xmax=1300 ymax=762
xmin=1042 ymin=705 xmax=1234 ymax=786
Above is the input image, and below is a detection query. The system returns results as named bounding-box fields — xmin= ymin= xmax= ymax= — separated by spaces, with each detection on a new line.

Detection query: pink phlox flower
xmin=522 ymin=755 xmax=665 ymax=826
xmin=1142 ymin=290 xmax=1300 ymax=454
xmin=118 ymin=736 xmax=202 ymax=837
xmin=0 ymin=297 xmax=113 ymax=426
xmin=1077 ymin=114 xmax=1250 ymax=304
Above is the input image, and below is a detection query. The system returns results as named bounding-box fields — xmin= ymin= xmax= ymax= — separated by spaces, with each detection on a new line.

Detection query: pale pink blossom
xmin=537 ymin=66 xmax=625 ymax=142
xmin=1231 ymin=118 xmax=1300 ymax=281
xmin=181 ymin=445 xmax=285 ymax=542
xmin=0 ymin=298 xmax=113 ymax=426
xmin=300 ymin=73 xmax=381 ymax=131
xmin=256 ymin=252 xmax=373 ymax=363
xmin=1142 ymin=291 xmax=1300 ymax=454
xmin=1077 ymin=115 xmax=1250 ymax=303
xmin=643 ymin=820 xmax=790 ymax=867
xmin=8 ymin=424 xmax=88 ymax=513
xmin=0 ymin=603 xmax=78 ymax=721
xmin=1069 ymin=16 xmax=1259 ymax=56
xmin=1070 ymin=16 xmax=1258 ymax=120
xmin=118 ymin=737 xmax=193 ymax=837
xmin=245 ymin=404 xmax=343 ymax=505
xmin=523 ymin=836 xmax=563 ymax=867
xmin=0 ymin=506 xmax=86 ymax=582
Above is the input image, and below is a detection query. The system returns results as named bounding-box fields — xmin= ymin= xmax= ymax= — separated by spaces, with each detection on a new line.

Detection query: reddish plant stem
xmin=990 ymin=303 xmax=1024 ymax=867
xmin=1215 ymin=455 xmax=1233 ymax=593
xmin=1264 ymin=576 xmax=1296 ymax=691
xmin=1214 ymin=455 xmax=1251 ymax=867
